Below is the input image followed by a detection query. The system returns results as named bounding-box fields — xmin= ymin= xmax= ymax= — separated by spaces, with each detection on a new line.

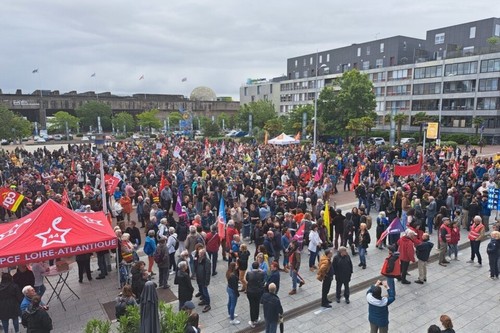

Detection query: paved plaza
xmin=0 ymin=143 xmax=498 ymax=333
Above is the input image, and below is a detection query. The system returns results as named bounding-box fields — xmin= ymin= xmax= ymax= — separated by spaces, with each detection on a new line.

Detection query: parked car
xmin=1 ymin=139 xmax=10 ymax=145
xmin=400 ymin=137 xmax=416 ymax=145
xmin=369 ymin=137 xmax=386 ymax=145
xmin=233 ymin=131 xmax=248 ymax=137
xmin=81 ymin=136 xmax=90 ymax=141
xmin=36 ymin=137 xmax=46 ymax=143
xmin=225 ymin=130 xmax=238 ymax=137
xmin=53 ymin=134 xmax=63 ymax=141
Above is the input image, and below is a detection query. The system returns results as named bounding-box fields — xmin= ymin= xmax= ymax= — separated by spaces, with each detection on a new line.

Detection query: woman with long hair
xmin=226 ymin=262 xmax=240 ymax=325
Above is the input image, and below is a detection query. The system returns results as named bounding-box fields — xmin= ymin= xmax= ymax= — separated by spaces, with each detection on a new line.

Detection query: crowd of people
xmin=0 ymin=135 xmax=499 ymax=332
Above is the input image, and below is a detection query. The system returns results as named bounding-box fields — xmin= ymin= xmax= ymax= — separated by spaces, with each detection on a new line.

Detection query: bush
xmin=440 ymin=133 xmax=472 ymax=144
xmin=440 ymin=141 xmax=458 ymax=148
xmin=367 ymin=130 xmax=390 ymax=140
xmin=84 ymin=319 xmax=111 ymax=333
xmin=159 ymin=302 xmax=188 ymax=333
xmin=238 ymin=136 xmax=255 ymax=144
xmin=76 ymin=133 xmax=83 ymax=137
xmin=117 ymin=305 xmax=140 ymax=333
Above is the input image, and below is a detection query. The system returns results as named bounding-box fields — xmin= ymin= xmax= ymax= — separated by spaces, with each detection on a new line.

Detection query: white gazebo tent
xmin=268 ymin=133 xmax=300 ymax=145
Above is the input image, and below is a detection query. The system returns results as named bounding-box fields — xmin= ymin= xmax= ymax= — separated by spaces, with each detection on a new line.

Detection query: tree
xmin=412 ymin=111 xmax=430 ymax=142
xmin=393 ymin=113 xmax=408 ymax=143
xmin=359 ymin=116 xmax=375 ymax=137
xmin=217 ymin=113 xmax=236 ymax=131
xmin=284 ymin=105 xmax=314 ymax=135
xmin=264 ymin=118 xmax=284 ymax=137
xmin=136 ymin=109 xmax=162 ymax=132
xmin=112 ymin=112 xmax=136 ymax=133
xmin=0 ymin=106 xmax=32 ymax=142
xmin=75 ymin=101 xmax=113 ymax=131
xmin=48 ymin=111 xmax=79 ymax=133
xmin=346 ymin=118 xmax=363 ymax=143
xmin=472 ymin=116 xmax=483 ymax=135
xmin=200 ymin=116 xmax=220 ymax=137
xmin=237 ymin=100 xmax=276 ymax=131
xmin=318 ymin=69 xmax=376 ymax=137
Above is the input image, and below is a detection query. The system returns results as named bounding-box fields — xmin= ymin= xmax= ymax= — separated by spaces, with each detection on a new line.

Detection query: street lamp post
xmin=313 ymin=56 xmax=327 ymax=149
xmin=94 ymin=134 xmax=107 ymax=215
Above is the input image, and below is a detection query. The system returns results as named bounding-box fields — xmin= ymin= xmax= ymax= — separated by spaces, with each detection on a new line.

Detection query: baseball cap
xmin=181 ymin=301 xmax=195 ymax=310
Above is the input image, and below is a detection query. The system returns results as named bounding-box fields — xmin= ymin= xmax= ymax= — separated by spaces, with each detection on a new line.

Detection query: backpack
xmin=115 ymin=298 xmax=127 ymax=319
xmin=153 ymin=247 xmax=164 ymax=264
xmin=170 ymin=235 xmax=180 ymax=250
xmin=21 ymin=310 xmax=31 ymax=328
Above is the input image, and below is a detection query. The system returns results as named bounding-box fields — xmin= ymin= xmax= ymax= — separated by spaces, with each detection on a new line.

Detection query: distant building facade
xmin=0 ymin=89 xmax=239 ymax=130
xmin=240 ymin=17 xmax=500 ymax=142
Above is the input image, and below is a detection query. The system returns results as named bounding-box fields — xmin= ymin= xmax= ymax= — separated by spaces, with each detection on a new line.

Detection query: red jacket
xmin=449 ymin=227 xmax=460 ymax=245
xmin=397 ymin=236 xmax=416 ymax=262
xmin=225 ymin=226 xmax=239 ymax=249
xmin=205 ymin=232 xmax=220 ymax=253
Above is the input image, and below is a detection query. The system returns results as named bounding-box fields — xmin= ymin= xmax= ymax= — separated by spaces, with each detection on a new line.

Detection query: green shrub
xmin=117 ymin=305 xmax=140 ymax=333
xmin=76 ymin=133 xmax=83 ymax=137
xmin=238 ymin=136 xmax=255 ymax=144
xmin=84 ymin=319 xmax=111 ymax=333
xmin=159 ymin=302 xmax=188 ymax=333
xmin=440 ymin=141 xmax=458 ymax=148
xmin=441 ymin=133 xmax=471 ymax=144
xmin=367 ymin=130 xmax=390 ymax=140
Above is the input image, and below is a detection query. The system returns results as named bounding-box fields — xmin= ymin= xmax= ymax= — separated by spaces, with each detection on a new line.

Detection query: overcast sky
xmin=0 ymin=0 xmax=496 ymax=100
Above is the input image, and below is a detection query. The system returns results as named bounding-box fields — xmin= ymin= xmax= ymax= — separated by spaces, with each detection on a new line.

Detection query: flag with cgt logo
xmin=0 ymin=187 xmax=25 ymax=212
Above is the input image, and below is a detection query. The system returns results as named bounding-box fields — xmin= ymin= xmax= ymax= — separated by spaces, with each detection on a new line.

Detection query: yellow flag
xmin=324 ymin=201 xmax=330 ymax=239
xmin=264 ymin=130 xmax=269 ymax=145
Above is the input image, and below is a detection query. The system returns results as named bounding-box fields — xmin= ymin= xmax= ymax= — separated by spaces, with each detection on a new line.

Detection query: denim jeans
xmin=358 ymin=247 xmax=366 ymax=266
xmin=470 ymin=240 xmax=482 ymax=264
xmin=1 ymin=318 xmax=19 ymax=333
xmin=447 ymin=244 xmax=458 ymax=258
xmin=265 ymin=321 xmax=278 ymax=333
xmin=227 ymin=287 xmax=238 ymax=320
xmin=208 ymin=251 xmax=218 ymax=275
xmin=158 ymin=266 xmax=170 ymax=288
xmin=309 ymin=250 xmax=317 ymax=268
xmin=290 ymin=270 xmax=300 ymax=290
xmin=426 ymin=216 xmax=434 ymax=234
xmin=35 ymin=284 xmax=46 ymax=297
xmin=201 ymin=285 xmax=210 ymax=305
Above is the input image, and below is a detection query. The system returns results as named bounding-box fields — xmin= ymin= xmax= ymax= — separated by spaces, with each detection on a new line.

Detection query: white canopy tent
xmin=268 ymin=133 xmax=300 ymax=145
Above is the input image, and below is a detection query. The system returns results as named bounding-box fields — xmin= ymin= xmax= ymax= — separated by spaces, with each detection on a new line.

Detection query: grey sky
xmin=0 ymin=0 xmax=496 ymax=100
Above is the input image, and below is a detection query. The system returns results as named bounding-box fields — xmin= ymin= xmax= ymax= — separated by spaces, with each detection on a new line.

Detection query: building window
xmin=375 ymin=59 xmax=383 ymax=68
xmin=326 ymin=54 xmax=330 ymax=62
xmin=263 ymin=94 xmax=268 ymax=101
xmin=495 ymin=24 xmax=500 ymax=36
xmin=357 ymin=47 xmax=361 ymax=57
xmin=303 ymin=59 xmax=306 ymax=66
xmin=294 ymin=72 xmax=300 ymax=79
xmin=463 ymin=46 xmax=474 ymax=55
xmin=303 ymin=70 xmax=308 ymax=78
xmin=480 ymin=58 xmax=500 ymax=73
xmin=244 ymin=87 xmax=248 ymax=96
xmin=251 ymin=96 xmax=255 ymax=102
xmin=366 ymin=46 xmax=371 ymax=55
xmin=257 ymin=86 xmax=261 ymax=95
xmin=295 ymin=60 xmax=298 ymax=68
xmin=478 ymin=78 xmax=499 ymax=91
xmin=444 ymin=61 xmax=478 ymax=76
xmin=414 ymin=65 xmax=443 ymax=79
xmin=469 ymin=26 xmax=476 ymax=39
xmin=319 ymin=55 xmax=323 ymax=63
xmin=380 ymin=43 xmax=384 ymax=53
xmin=435 ymin=33 xmax=445 ymax=45
xmin=270 ymin=85 xmax=273 ymax=94
xmin=362 ymin=61 xmax=370 ymax=70
xmin=310 ymin=57 xmax=313 ymax=65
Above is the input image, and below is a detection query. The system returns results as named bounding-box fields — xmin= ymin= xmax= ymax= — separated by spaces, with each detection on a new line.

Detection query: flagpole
xmin=421 ymin=124 xmax=427 ymax=175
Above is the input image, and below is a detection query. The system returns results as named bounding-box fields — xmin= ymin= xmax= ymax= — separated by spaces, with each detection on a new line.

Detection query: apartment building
xmin=240 ymin=17 xmax=500 ymax=142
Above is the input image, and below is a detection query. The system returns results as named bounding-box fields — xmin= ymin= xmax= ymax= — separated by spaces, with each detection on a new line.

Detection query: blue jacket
xmin=144 ymin=236 xmax=157 ymax=256
xmin=266 ymin=270 xmax=280 ymax=294
xmin=366 ymin=279 xmax=396 ymax=327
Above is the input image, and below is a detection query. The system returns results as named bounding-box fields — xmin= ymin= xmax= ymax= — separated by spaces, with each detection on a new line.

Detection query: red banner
xmin=61 ymin=188 xmax=69 ymax=208
xmin=0 ymin=187 xmax=25 ymax=212
xmin=104 ymin=175 xmax=121 ymax=194
xmin=394 ymin=162 xmax=422 ymax=176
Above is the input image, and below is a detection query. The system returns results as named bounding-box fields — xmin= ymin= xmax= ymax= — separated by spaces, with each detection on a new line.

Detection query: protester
xmin=22 ymin=295 xmax=52 ymax=333
xmin=246 ymin=261 xmax=265 ymax=328
xmin=332 ymin=246 xmax=353 ymax=304
xmin=366 ymin=279 xmax=396 ymax=333
xmin=487 ymin=230 xmax=500 ymax=279
xmin=174 ymin=261 xmax=194 ymax=311
xmin=0 ymin=273 xmax=23 ymax=333
xmin=468 ymin=215 xmax=486 ymax=266
xmin=317 ymin=249 xmax=334 ymax=308
xmin=356 ymin=222 xmax=371 ymax=269
xmin=226 ymin=262 xmax=240 ymax=325
xmin=196 ymin=249 xmax=211 ymax=313
xmin=114 ymin=284 xmax=138 ymax=320
xmin=414 ymin=233 xmax=434 ymax=284
xmin=261 ymin=283 xmax=283 ymax=333
xmin=154 ymin=238 xmax=170 ymax=289
xmin=439 ymin=314 xmax=455 ymax=333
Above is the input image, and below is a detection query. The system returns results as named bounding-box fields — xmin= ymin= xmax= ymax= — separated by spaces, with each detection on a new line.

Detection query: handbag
xmin=122 ymin=252 xmax=134 ymax=263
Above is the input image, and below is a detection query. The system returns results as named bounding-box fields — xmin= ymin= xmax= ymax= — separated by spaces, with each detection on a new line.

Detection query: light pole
xmin=94 ymin=134 xmax=107 ymax=215
xmin=313 ymin=56 xmax=327 ymax=148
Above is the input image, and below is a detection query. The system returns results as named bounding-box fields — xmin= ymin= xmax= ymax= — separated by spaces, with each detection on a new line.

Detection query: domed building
xmin=190 ymin=86 xmax=217 ymax=101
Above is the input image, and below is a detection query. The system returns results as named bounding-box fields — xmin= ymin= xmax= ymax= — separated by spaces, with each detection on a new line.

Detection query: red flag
xmin=394 ymin=162 xmax=422 ymax=176
xmin=71 ymin=160 xmax=75 ymax=172
xmin=293 ymin=221 xmax=306 ymax=243
xmin=159 ymin=174 xmax=168 ymax=191
xmin=451 ymin=161 xmax=459 ymax=179
xmin=104 ymin=175 xmax=121 ymax=194
xmin=314 ymin=162 xmax=324 ymax=182
xmin=61 ymin=188 xmax=69 ymax=208
xmin=0 ymin=187 xmax=25 ymax=212
xmin=351 ymin=168 xmax=360 ymax=190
